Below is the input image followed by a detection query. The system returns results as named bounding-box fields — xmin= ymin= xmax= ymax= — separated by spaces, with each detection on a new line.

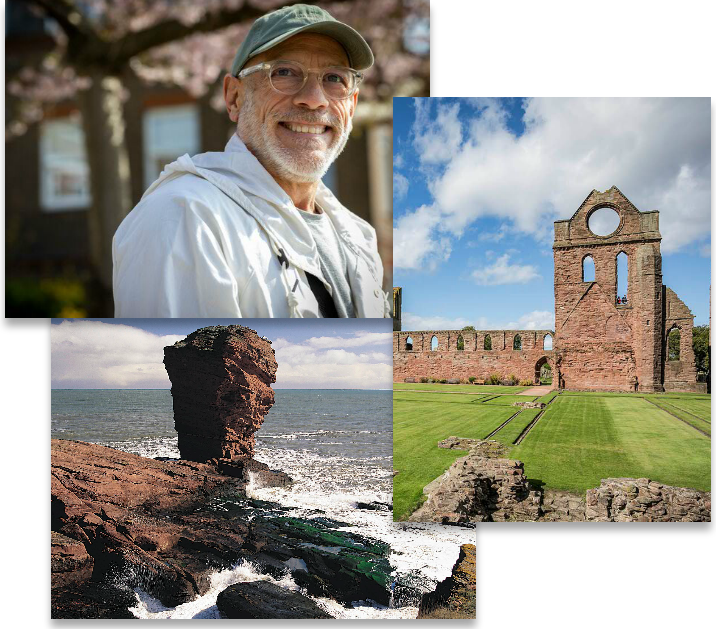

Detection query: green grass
xmin=491 ymin=408 xmax=542 ymax=445
xmin=394 ymin=390 xmax=711 ymax=519
xmin=510 ymin=396 xmax=710 ymax=493
xmin=393 ymin=395 xmax=518 ymax=520
xmin=647 ymin=399 xmax=711 ymax=435
xmin=394 ymin=382 xmax=529 ymax=394
xmin=481 ymin=395 xmax=537 ymax=406
xmin=393 ymin=392 xmax=490 ymax=404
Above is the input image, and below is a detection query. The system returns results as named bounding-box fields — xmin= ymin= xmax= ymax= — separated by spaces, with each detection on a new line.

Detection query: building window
xmin=143 ymin=104 xmax=200 ymax=188
xmin=457 ymin=334 xmax=464 ymax=351
xmin=543 ymin=333 xmax=553 ymax=350
xmin=588 ymin=206 xmax=620 ymax=236
xmin=39 ymin=115 xmax=91 ymax=211
xmin=513 ymin=334 xmax=522 ymax=351
xmin=582 ymin=255 xmax=595 ymax=282
xmin=484 ymin=334 xmax=492 ymax=351
xmin=431 ymin=335 xmax=438 ymax=351
xmin=616 ymin=252 xmax=628 ymax=305
xmin=405 ymin=336 xmax=413 ymax=351
xmin=667 ymin=327 xmax=681 ymax=361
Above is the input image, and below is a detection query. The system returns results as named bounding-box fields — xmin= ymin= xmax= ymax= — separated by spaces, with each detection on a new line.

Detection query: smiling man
xmin=112 ymin=4 xmax=389 ymax=318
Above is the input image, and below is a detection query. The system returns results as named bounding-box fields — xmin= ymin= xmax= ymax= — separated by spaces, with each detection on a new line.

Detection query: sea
xmin=51 ymin=388 xmax=476 ymax=620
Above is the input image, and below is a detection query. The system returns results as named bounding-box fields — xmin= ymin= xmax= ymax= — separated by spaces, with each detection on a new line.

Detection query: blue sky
xmin=393 ymin=97 xmax=711 ymax=329
xmin=50 ymin=319 xmax=392 ymax=389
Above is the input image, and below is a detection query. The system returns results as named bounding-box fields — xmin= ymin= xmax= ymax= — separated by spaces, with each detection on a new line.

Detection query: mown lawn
xmin=393 ymin=396 xmax=517 ymax=520
xmin=394 ymin=383 xmax=529 ymax=394
xmin=394 ymin=390 xmax=711 ymax=519
xmin=510 ymin=395 xmax=711 ymax=493
xmin=491 ymin=408 xmax=542 ymax=445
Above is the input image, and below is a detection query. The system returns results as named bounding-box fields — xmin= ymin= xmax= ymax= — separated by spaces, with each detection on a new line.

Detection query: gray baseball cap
xmin=230 ymin=4 xmax=374 ymax=76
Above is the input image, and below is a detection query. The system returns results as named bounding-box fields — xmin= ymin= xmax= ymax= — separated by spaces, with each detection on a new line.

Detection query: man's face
xmin=226 ymin=33 xmax=358 ymax=184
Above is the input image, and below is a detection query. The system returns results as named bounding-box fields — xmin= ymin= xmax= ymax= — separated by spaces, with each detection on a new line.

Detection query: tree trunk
xmin=78 ymin=71 xmax=132 ymax=291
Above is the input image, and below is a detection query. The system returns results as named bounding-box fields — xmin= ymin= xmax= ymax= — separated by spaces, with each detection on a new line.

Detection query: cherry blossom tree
xmin=6 ymin=0 xmax=429 ymax=290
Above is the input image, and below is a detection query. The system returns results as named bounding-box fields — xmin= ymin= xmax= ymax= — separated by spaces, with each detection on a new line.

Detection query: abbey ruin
xmin=394 ymin=187 xmax=705 ymax=393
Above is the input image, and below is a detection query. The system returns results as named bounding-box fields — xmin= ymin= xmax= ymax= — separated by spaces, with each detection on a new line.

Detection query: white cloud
xmin=402 ymin=312 xmax=474 ymax=330
xmin=394 ymin=204 xmax=452 ymax=270
xmin=273 ymin=337 xmax=392 ymax=389
xmin=412 ymin=98 xmax=463 ymax=166
xmin=52 ymin=323 xmax=393 ymax=391
xmin=470 ymin=253 xmax=540 ymax=285
xmin=393 ymin=171 xmax=409 ymax=199
xmin=505 ymin=310 xmax=555 ymax=330
xmin=402 ymin=310 xmax=554 ymax=332
xmin=303 ymin=332 xmax=393 ymax=349
xmin=51 ymin=320 xmax=183 ymax=388
xmin=404 ymin=97 xmax=710 ymax=266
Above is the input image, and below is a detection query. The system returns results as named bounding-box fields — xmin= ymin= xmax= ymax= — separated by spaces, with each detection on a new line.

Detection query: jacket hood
xmin=142 ymin=134 xmax=382 ymax=286
xmin=143 ymin=134 xmax=322 ymax=276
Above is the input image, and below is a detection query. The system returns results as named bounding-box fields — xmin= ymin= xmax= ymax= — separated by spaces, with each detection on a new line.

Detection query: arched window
xmin=431 ymin=335 xmax=438 ymax=351
xmin=484 ymin=334 xmax=492 ymax=351
xmin=405 ymin=336 xmax=413 ymax=351
xmin=616 ymin=252 xmax=628 ymax=304
xmin=543 ymin=333 xmax=553 ymax=350
xmin=667 ymin=327 xmax=681 ymax=361
xmin=457 ymin=334 xmax=464 ymax=351
xmin=513 ymin=334 xmax=522 ymax=351
xmin=582 ymin=255 xmax=595 ymax=282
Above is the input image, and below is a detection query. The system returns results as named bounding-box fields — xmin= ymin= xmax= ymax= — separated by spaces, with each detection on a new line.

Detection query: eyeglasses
xmin=237 ymin=59 xmax=364 ymax=101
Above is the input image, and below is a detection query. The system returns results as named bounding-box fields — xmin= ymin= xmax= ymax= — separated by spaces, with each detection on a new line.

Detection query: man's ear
xmin=348 ymin=89 xmax=359 ymax=119
xmin=223 ymin=74 xmax=243 ymax=123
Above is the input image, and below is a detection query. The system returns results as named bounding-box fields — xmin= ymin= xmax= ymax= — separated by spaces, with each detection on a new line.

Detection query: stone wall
xmin=393 ymin=186 xmax=703 ymax=393
xmin=585 ymin=478 xmax=711 ymax=522
xmin=663 ymin=287 xmax=702 ymax=391
xmin=406 ymin=440 xmax=711 ymax=523
xmin=393 ymin=329 xmax=554 ymax=383
xmin=553 ymin=187 xmax=664 ymax=392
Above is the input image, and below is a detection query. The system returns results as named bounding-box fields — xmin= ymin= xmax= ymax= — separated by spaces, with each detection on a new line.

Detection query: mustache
xmin=271 ymin=110 xmax=344 ymax=130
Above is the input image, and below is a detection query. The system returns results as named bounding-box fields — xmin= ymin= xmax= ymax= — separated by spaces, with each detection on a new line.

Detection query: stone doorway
xmin=535 ymin=356 xmax=552 ymax=385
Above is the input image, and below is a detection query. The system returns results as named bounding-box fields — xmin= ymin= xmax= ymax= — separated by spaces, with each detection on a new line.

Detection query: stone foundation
xmin=585 ymin=478 xmax=712 ymax=522
xmin=407 ymin=440 xmax=710 ymax=523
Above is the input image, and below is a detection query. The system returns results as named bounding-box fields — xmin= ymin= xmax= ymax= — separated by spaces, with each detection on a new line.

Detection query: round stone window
xmin=587 ymin=206 xmax=620 ymax=236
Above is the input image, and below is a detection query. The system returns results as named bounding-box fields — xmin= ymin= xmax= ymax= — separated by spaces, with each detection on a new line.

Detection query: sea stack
xmin=163 ymin=325 xmax=277 ymax=462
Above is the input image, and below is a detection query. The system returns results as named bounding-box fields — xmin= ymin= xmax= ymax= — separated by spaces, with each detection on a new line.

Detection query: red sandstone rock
xmin=163 ymin=325 xmax=277 ymax=461
xmin=51 ymin=439 xmax=247 ymax=613
xmin=417 ymin=544 xmax=476 ymax=619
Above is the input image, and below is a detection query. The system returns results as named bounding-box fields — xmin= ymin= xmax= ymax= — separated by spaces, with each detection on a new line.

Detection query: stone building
xmin=393 ymin=328 xmax=555 ymax=385
xmin=394 ymin=186 xmax=704 ymax=393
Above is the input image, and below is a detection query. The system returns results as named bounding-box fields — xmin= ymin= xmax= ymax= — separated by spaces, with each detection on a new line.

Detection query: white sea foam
xmin=252 ymin=445 xmax=476 ymax=585
xmin=129 ymin=560 xmax=299 ymax=619
xmin=126 ymin=444 xmax=473 ymax=619
xmin=129 ymin=559 xmax=417 ymax=620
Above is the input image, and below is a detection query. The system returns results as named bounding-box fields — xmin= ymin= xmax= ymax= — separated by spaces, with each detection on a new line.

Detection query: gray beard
xmin=237 ymin=91 xmax=352 ymax=184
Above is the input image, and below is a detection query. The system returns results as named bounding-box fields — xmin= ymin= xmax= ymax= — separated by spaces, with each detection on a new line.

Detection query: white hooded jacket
xmin=112 ymin=135 xmax=389 ymax=318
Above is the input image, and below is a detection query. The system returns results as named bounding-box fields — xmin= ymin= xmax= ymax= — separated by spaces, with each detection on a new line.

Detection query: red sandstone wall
xmin=553 ymin=187 xmax=663 ymax=392
xmin=663 ymin=287 xmax=700 ymax=392
xmin=393 ymin=188 xmax=703 ymax=394
xmin=393 ymin=330 xmax=555 ymax=383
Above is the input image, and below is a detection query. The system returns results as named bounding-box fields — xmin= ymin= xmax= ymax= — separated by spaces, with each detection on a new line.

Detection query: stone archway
xmin=535 ymin=356 xmax=552 ymax=385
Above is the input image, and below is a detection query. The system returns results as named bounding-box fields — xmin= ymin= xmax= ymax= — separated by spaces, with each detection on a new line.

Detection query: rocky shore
xmin=51 ymin=326 xmax=475 ymax=617
xmin=51 ymin=439 xmax=414 ymax=618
